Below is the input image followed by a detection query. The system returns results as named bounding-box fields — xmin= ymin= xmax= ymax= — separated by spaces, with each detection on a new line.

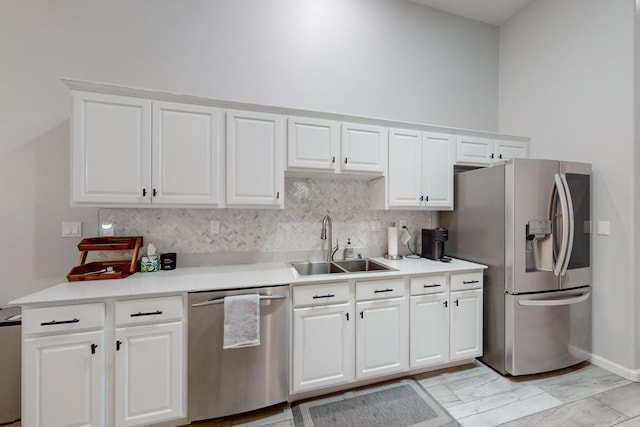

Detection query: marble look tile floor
xmin=188 ymin=361 xmax=640 ymax=427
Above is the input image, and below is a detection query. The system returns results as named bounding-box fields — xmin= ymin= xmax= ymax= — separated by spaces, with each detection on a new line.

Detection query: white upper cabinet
xmin=226 ymin=110 xmax=284 ymax=208
xmin=71 ymin=91 xmax=223 ymax=207
xmin=287 ymin=116 xmax=340 ymax=172
xmin=381 ymin=130 xmax=453 ymax=210
xmin=455 ymin=135 xmax=528 ymax=166
xmin=387 ymin=129 xmax=422 ymax=207
xmin=287 ymin=119 xmax=387 ymax=177
xmin=72 ymin=91 xmax=152 ymax=205
xmin=151 ymin=101 xmax=223 ymax=205
xmin=341 ymin=123 xmax=387 ymax=174
xmin=495 ymin=139 xmax=529 ymax=161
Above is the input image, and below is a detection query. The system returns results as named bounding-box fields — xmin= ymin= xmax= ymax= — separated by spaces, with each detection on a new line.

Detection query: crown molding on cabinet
xmin=61 ymin=78 xmax=529 ymax=143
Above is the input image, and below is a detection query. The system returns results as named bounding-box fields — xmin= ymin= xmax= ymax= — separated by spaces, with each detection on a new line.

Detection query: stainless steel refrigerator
xmin=441 ymin=158 xmax=591 ymax=376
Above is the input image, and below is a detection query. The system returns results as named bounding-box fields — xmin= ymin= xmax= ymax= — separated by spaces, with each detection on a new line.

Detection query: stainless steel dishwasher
xmin=187 ymin=285 xmax=289 ymax=422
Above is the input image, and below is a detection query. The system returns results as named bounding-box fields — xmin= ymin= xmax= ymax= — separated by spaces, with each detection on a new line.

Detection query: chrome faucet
xmin=320 ymin=215 xmax=339 ymax=262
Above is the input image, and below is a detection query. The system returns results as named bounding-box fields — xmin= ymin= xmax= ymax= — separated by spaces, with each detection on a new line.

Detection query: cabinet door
xmin=152 ymin=102 xmax=223 ymax=205
xmin=341 ymin=123 xmax=387 ymax=174
xmin=450 ymin=289 xmax=483 ymax=361
xmin=287 ymin=116 xmax=339 ymax=172
xmin=410 ymin=294 xmax=449 ymax=368
xmin=388 ymin=129 xmax=422 ymax=208
xmin=226 ymin=110 xmax=284 ymax=207
xmin=72 ymin=91 xmax=151 ymax=204
xmin=455 ymin=136 xmax=494 ymax=166
xmin=422 ymin=133 xmax=454 ymax=209
xmin=24 ymin=330 xmax=105 ymax=427
xmin=114 ymin=322 xmax=184 ymax=427
xmin=292 ymin=303 xmax=354 ymax=392
xmin=495 ymin=140 xmax=529 ymax=162
xmin=356 ymin=297 xmax=408 ymax=379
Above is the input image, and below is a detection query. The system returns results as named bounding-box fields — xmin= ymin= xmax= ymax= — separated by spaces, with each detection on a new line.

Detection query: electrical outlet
xmin=209 ymin=220 xmax=220 ymax=235
xmin=398 ymin=219 xmax=407 ymax=229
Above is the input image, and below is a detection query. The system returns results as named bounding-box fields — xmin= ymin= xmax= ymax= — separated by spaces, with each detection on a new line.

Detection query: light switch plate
xmin=62 ymin=221 xmax=82 ymax=238
xmin=597 ymin=220 xmax=610 ymax=236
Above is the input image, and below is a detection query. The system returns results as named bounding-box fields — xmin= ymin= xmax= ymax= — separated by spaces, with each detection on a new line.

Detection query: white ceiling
xmin=408 ymin=0 xmax=533 ymax=26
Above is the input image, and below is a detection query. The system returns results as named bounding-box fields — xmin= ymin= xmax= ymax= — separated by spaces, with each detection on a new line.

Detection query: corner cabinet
xmin=22 ymin=296 xmax=185 ymax=427
xmin=71 ymin=91 xmax=224 ymax=207
xmin=226 ymin=110 xmax=284 ymax=208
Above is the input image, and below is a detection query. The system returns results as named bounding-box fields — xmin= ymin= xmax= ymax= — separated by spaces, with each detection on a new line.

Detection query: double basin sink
xmin=289 ymin=258 xmax=396 ymax=276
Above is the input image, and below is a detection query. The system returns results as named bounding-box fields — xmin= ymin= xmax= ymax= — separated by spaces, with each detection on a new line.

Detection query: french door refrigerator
xmin=441 ymin=158 xmax=591 ymax=376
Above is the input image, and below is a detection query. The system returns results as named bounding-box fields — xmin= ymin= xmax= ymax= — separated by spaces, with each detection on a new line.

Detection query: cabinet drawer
xmin=293 ymin=282 xmax=350 ymax=307
xmin=450 ymin=272 xmax=483 ymax=291
xmin=23 ymin=303 xmax=105 ymax=335
xmin=410 ymin=275 xmax=448 ymax=295
xmin=356 ymin=278 xmax=405 ymax=301
xmin=115 ymin=295 xmax=183 ymax=326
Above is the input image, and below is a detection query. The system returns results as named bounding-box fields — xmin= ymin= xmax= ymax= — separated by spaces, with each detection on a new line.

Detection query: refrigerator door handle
xmin=552 ymin=173 xmax=570 ymax=276
xmin=559 ymin=174 xmax=575 ymax=276
xmin=518 ymin=291 xmax=590 ymax=307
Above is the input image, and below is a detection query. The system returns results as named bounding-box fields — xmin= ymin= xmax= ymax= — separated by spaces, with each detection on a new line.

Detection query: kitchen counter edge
xmin=10 ymin=257 xmax=487 ymax=306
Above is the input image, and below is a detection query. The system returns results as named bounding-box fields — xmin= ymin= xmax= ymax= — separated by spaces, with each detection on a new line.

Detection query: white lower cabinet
xmin=291 ymin=272 xmax=482 ymax=396
xmin=450 ymin=288 xmax=483 ymax=361
xmin=24 ymin=329 xmax=105 ymax=427
xmin=113 ymin=296 xmax=184 ymax=427
xmin=356 ymin=297 xmax=408 ymax=379
xmin=23 ymin=303 xmax=107 ymax=427
xmin=292 ymin=302 xmax=354 ymax=392
xmin=22 ymin=296 xmax=185 ymax=427
xmin=355 ymin=278 xmax=408 ymax=379
xmin=410 ymin=293 xmax=449 ymax=368
xmin=115 ymin=322 xmax=183 ymax=427
xmin=409 ymin=273 xmax=483 ymax=368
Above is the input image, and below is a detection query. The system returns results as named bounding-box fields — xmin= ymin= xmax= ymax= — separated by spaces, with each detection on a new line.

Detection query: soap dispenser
xmin=344 ymin=238 xmax=355 ymax=259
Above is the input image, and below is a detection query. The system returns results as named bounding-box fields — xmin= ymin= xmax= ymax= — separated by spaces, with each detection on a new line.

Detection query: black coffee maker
xmin=421 ymin=227 xmax=449 ymax=261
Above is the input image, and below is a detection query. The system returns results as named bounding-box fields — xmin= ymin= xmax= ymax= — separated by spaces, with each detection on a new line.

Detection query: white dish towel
xmin=223 ymin=294 xmax=261 ymax=349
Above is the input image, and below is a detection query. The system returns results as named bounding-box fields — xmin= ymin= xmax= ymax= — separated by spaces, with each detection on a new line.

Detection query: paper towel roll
xmin=388 ymin=226 xmax=398 ymax=257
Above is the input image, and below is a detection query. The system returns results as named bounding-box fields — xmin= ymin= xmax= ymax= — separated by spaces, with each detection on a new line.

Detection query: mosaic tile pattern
xmin=100 ymin=178 xmax=434 ymax=266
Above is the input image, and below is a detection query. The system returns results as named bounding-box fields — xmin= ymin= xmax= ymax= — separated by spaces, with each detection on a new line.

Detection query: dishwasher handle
xmin=191 ymin=294 xmax=286 ymax=307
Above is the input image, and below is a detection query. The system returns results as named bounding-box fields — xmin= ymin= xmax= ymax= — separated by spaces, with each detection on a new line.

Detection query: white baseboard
xmin=590 ymin=353 xmax=640 ymax=382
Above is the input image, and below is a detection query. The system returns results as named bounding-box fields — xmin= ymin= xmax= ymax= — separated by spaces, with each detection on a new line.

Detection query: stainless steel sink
xmin=289 ymin=261 xmax=347 ymax=276
xmin=289 ymin=259 xmax=396 ymax=276
xmin=334 ymin=259 xmax=396 ymax=272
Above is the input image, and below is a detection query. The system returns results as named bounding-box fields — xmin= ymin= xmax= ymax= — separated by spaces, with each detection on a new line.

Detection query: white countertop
xmin=10 ymin=257 xmax=486 ymax=306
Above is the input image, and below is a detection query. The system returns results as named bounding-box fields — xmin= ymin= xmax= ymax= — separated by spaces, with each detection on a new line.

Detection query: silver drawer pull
xmin=41 ymin=318 xmax=79 ymax=326
xmin=423 ymin=284 xmax=442 ymax=288
xmin=192 ymin=295 xmax=285 ymax=307
xmin=313 ymin=294 xmax=335 ymax=299
xmin=374 ymin=288 xmax=394 ymax=293
xmin=130 ymin=310 xmax=163 ymax=317
xmin=463 ymin=280 xmax=480 ymax=284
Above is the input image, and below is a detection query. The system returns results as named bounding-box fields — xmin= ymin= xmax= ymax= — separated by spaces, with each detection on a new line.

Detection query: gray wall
xmin=0 ymin=0 xmax=499 ymax=306
xmin=499 ymin=0 xmax=637 ymax=374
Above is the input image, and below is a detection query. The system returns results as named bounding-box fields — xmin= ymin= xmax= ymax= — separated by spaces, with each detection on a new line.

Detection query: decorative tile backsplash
xmin=100 ymin=178 xmax=434 ymax=267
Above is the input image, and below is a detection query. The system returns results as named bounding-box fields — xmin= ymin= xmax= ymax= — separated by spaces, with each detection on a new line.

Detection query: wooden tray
xmin=67 ymin=236 xmax=143 ymax=282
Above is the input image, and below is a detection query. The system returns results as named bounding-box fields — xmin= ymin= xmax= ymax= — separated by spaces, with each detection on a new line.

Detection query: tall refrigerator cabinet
xmin=441 ymin=158 xmax=591 ymax=376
